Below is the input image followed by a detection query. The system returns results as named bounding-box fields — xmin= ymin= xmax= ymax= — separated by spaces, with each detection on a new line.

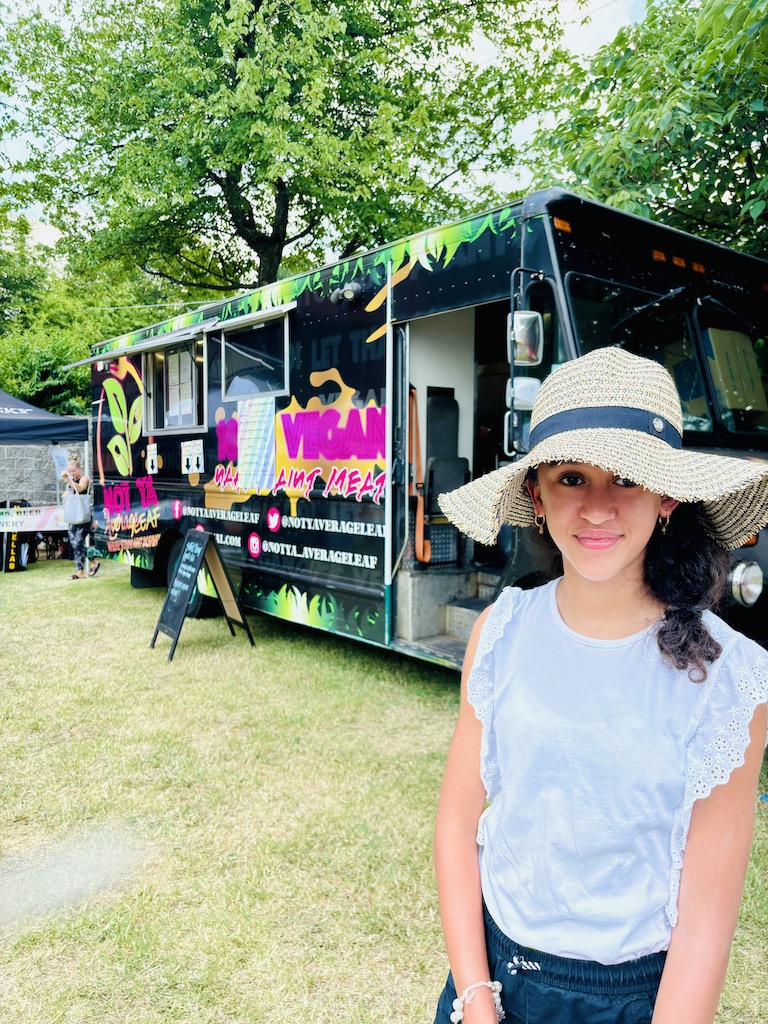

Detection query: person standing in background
xmin=62 ymin=453 xmax=100 ymax=580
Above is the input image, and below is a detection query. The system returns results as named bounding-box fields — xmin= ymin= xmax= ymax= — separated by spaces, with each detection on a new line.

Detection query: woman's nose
xmin=580 ymin=485 xmax=616 ymax=523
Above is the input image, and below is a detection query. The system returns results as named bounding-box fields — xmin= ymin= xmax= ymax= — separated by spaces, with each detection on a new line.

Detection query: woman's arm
xmin=651 ymin=702 xmax=768 ymax=1024
xmin=434 ymin=607 xmax=499 ymax=1024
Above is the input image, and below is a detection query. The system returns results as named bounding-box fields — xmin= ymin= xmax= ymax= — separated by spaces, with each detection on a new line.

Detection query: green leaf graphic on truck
xmin=96 ymin=358 xmax=144 ymax=483
xmin=104 ymin=378 xmax=142 ymax=475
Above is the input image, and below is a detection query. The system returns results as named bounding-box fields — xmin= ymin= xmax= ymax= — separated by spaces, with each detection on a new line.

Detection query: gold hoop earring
xmin=534 ymin=513 xmax=545 ymax=536
xmin=659 ymin=515 xmax=671 ymax=535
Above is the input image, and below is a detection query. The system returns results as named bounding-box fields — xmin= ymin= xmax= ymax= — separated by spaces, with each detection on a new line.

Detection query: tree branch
xmin=140 ymin=262 xmax=256 ymax=292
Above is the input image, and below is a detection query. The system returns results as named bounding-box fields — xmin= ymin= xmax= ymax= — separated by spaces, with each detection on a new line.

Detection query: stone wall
xmin=0 ymin=443 xmax=90 ymax=507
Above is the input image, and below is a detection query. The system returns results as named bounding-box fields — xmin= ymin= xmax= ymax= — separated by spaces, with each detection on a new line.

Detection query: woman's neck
xmin=555 ymin=572 xmax=664 ymax=639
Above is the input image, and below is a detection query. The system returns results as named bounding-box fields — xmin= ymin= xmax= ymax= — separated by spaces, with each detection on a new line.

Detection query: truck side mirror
xmin=503 ymin=377 xmax=542 ymax=458
xmin=508 ymin=376 xmax=541 ymax=411
xmin=507 ymin=311 xmax=544 ymax=366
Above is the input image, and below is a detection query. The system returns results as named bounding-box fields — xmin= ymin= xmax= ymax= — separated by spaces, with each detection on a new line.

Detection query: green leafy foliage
xmin=0 ymin=331 xmax=88 ymax=414
xmin=0 ymin=216 xmax=49 ymax=332
xmin=0 ymin=256 xmax=212 ymax=413
xmin=0 ymin=228 xmax=89 ymax=413
xmin=531 ymin=0 xmax=768 ymax=256
xmin=5 ymin=0 xmax=569 ymax=289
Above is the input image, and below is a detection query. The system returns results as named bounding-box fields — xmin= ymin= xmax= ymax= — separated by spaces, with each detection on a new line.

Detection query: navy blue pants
xmin=434 ymin=907 xmax=666 ymax=1024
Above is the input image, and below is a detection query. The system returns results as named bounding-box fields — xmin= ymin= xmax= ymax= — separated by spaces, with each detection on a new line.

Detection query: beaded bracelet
xmin=449 ymin=979 xmax=505 ymax=1022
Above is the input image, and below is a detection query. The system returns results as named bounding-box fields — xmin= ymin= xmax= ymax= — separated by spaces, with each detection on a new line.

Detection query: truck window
xmin=144 ymin=338 xmax=206 ymax=433
xmin=221 ymin=315 xmax=288 ymax=400
xmin=566 ymin=272 xmax=713 ymax=433
xmin=696 ymin=311 xmax=768 ymax=434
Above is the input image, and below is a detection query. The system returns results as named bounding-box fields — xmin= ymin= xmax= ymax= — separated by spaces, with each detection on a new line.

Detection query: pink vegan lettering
xmin=281 ymin=406 xmax=385 ymax=461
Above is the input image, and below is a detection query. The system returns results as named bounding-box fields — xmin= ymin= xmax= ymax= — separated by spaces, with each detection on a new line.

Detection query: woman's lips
xmin=575 ymin=531 xmax=621 ymax=550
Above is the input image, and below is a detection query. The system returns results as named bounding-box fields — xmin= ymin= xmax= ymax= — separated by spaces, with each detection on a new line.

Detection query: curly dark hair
xmin=526 ymin=492 xmax=728 ymax=681
xmin=644 ymin=502 xmax=729 ymax=681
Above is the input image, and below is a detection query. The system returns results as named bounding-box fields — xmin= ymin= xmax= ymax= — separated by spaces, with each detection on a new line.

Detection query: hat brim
xmin=437 ymin=429 xmax=768 ymax=551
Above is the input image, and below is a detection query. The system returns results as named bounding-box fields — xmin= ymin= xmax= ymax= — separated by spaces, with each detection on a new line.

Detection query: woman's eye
xmin=559 ymin=474 xmax=583 ymax=486
xmin=614 ymin=477 xmax=637 ymax=487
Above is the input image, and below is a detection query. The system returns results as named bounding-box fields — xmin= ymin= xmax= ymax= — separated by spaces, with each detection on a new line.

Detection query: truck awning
xmin=62 ymin=316 xmax=220 ymax=370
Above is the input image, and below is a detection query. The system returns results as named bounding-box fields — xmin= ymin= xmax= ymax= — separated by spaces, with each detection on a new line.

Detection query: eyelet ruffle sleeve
xmin=466 ymin=587 xmax=521 ymax=842
xmin=666 ymin=636 xmax=768 ymax=926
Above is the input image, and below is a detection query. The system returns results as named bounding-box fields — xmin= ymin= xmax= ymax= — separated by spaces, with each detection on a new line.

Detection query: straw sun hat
xmin=438 ymin=347 xmax=768 ymax=551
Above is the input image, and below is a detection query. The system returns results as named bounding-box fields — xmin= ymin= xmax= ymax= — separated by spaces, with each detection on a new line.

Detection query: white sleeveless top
xmin=469 ymin=580 xmax=768 ymax=965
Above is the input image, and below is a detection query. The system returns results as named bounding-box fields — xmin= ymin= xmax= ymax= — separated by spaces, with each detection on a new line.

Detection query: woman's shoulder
xmin=703 ymin=610 xmax=768 ymax=677
xmin=697 ymin=611 xmax=768 ymax=752
xmin=486 ymin=578 xmax=556 ymax=621
xmin=471 ymin=579 xmax=556 ymax=654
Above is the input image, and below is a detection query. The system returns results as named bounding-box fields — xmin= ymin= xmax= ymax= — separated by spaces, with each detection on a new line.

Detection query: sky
xmin=563 ymin=0 xmax=646 ymax=52
xmin=469 ymin=0 xmax=646 ymax=195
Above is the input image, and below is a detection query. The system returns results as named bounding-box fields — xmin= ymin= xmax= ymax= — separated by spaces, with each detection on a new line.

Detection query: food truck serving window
xmin=145 ymin=337 xmax=206 ymax=434
xmin=220 ymin=305 xmax=293 ymax=401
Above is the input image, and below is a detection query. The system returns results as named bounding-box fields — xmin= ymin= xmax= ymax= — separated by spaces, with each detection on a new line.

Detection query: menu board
xmin=151 ymin=530 xmax=254 ymax=660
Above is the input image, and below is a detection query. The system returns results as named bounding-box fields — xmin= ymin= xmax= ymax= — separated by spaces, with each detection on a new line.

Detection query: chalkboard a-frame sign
xmin=151 ymin=530 xmax=255 ymax=660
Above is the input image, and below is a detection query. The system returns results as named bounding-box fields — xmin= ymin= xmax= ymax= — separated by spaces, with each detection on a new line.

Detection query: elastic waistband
xmin=484 ymin=906 xmax=666 ymax=996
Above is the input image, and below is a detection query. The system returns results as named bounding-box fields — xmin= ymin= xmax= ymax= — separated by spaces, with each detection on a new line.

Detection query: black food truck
xmin=73 ymin=188 xmax=768 ymax=668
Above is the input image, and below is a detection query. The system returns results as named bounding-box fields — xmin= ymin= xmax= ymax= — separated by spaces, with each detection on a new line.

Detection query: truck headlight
xmin=729 ymin=560 xmax=763 ymax=608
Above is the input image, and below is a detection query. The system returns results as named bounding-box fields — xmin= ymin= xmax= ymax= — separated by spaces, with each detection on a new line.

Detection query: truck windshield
xmin=566 ymin=273 xmax=768 ymax=436
xmin=695 ymin=306 xmax=768 ymax=434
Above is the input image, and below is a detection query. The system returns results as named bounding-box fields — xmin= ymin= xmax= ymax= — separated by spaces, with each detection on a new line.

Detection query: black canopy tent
xmin=0 ymin=389 xmax=89 ymax=570
xmin=0 ymin=388 xmax=88 ymax=444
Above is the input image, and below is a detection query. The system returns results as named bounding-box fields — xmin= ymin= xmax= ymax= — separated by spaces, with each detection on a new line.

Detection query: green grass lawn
xmin=1 ymin=556 xmax=766 ymax=1023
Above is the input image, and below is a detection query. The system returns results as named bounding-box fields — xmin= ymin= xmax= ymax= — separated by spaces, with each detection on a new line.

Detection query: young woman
xmin=433 ymin=347 xmax=768 ymax=1024
xmin=62 ymin=453 xmax=100 ymax=579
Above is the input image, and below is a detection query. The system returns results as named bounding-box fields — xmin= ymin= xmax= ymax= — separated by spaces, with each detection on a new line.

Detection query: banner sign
xmin=0 ymin=505 xmax=67 ymax=533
